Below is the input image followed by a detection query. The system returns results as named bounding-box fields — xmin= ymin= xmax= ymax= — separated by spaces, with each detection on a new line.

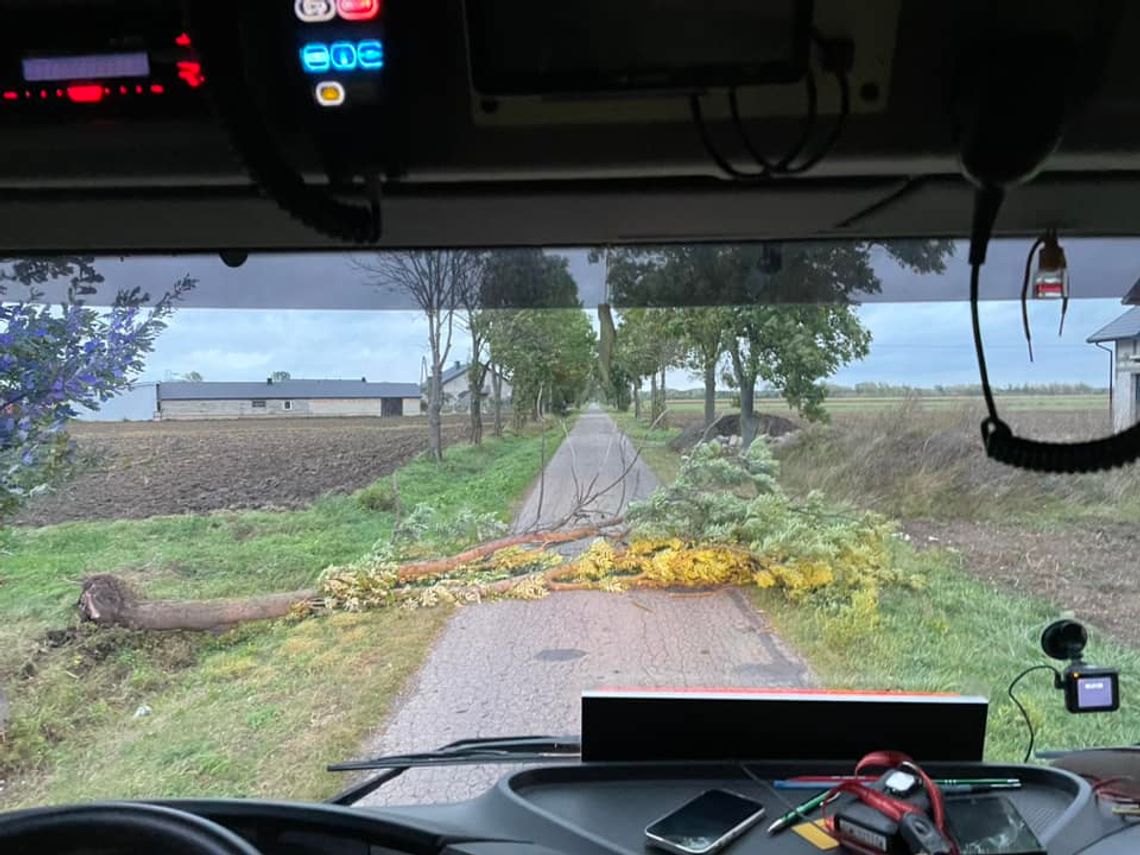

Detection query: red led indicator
xmin=67 ymin=84 xmax=104 ymax=104
xmin=175 ymin=32 xmax=193 ymax=47
xmin=338 ymin=0 xmax=381 ymax=21
xmin=177 ymin=60 xmax=204 ymax=88
xmin=103 ymin=86 xmax=111 ymax=94
xmin=39 ymin=89 xmax=48 ymax=99
xmin=150 ymin=83 xmax=165 ymax=94
xmin=119 ymin=85 xmax=128 ymax=95
xmin=1 ymin=91 xmax=17 ymax=101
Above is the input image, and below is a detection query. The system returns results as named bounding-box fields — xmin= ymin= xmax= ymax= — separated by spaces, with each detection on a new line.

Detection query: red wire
xmin=824 ymin=751 xmax=958 ymax=854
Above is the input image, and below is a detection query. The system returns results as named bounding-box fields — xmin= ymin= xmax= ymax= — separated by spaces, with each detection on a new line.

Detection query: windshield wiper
xmin=326 ymin=735 xmax=581 ymax=806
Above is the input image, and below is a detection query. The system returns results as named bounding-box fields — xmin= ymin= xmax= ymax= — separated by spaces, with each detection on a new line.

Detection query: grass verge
xmin=609 ymin=410 xmax=684 ymax=485
xmin=0 ymin=425 xmax=563 ymax=806
xmin=757 ymin=547 xmax=1140 ymax=762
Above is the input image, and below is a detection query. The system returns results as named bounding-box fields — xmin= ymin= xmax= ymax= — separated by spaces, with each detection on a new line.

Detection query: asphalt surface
xmin=356 ymin=409 xmax=808 ymax=807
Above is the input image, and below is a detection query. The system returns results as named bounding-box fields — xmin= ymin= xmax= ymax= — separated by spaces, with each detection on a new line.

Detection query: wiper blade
xmin=328 ymin=734 xmax=581 ymax=773
xmin=325 ymin=735 xmax=580 ymax=806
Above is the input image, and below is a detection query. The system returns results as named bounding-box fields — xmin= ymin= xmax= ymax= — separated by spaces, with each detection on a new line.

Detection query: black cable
xmin=191 ymin=6 xmax=381 ymax=244
xmin=968 ymin=186 xmax=1140 ymax=472
xmin=1019 ymin=236 xmax=1046 ymax=362
xmin=690 ymin=94 xmax=769 ymax=182
xmin=969 ymin=260 xmax=999 ymax=424
xmin=1007 ymin=665 xmax=1060 ymax=764
xmin=779 ymin=69 xmax=849 ymax=175
xmin=728 ymin=69 xmax=818 ymax=172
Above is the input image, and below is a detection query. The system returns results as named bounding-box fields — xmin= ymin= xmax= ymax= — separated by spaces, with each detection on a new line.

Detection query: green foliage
xmin=477 ymin=250 xmax=596 ymax=421
xmin=355 ymin=477 xmax=398 ymax=512
xmin=628 ymin=440 xmax=910 ymax=615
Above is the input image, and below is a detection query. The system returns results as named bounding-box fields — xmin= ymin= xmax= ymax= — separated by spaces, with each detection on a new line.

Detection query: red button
xmin=337 ymin=0 xmax=380 ymax=21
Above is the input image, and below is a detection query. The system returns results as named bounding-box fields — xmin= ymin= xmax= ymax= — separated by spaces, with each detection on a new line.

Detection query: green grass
xmin=665 ymin=394 xmax=1107 ymax=415
xmin=0 ymin=426 xmax=561 ymax=806
xmin=757 ymin=548 xmax=1140 ymax=762
xmin=3 ymin=609 xmax=449 ymax=807
xmin=609 ymin=411 xmax=684 ymax=484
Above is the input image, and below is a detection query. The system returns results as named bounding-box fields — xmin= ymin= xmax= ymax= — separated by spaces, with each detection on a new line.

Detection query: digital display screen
xmin=1077 ymin=676 xmax=1116 ymax=709
xmin=646 ymin=790 xmax=764 ymax=853
xmin=466 ymin=0 xmax=810 ymax=94
xmin=22 ymin=52 xmax=150 ymax=83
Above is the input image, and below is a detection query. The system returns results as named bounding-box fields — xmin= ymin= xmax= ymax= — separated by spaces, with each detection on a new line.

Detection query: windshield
xmin=2 ymin=240 xmax=1138 ymax=807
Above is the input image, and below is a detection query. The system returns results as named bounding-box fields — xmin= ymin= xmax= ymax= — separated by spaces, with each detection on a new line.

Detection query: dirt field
xmin=13 ymin=417 xmax=466 ymax=527
xmin=906 ymin=520 xmax=1140 ymax=649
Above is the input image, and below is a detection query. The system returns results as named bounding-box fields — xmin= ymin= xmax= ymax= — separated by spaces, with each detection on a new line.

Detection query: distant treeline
xmin=666 ymin=382 xmax=1106 ymax=399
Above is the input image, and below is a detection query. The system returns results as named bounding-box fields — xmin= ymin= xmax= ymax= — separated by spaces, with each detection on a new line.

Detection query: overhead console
xmin=0 ymin=1 xmax=1136 ymax=251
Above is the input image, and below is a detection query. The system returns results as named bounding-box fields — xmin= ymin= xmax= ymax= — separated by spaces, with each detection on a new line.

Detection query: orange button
xmin=338 ymin=0 xmax=381 ymax=21
xmin=315 ymin=81 xmax=345 ymax=107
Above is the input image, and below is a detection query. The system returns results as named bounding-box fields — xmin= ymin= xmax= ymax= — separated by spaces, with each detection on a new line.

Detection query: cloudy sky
xmin=38 ymin=239 xmax=1140 ymax=389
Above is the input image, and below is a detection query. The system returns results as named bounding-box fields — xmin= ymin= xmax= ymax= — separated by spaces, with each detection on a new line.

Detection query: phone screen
xmin=945 ymin=796 xmax=1046 ymax=855
xmin=646 ymin=789 xmax=765 ymax=854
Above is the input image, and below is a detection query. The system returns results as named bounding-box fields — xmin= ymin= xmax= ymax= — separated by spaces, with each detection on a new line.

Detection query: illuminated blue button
xmin=329 ymin=41 xmax=357 ymax=72
xmin=300 ymin=43 xmax=330 ymax=73
xmin=357 ymin=40 xmax=384 ymax=70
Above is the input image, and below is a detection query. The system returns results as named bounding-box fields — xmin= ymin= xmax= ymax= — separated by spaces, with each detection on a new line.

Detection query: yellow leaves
xmin=638 ymin=543 xmax=757 ymax=588
xmin=317 ymin=559 xmax=398 ymax=612
xmin=572 ymin=539 xmax=616 ymax=580
xmin=505 ymin=575 xmax=550 ymax=601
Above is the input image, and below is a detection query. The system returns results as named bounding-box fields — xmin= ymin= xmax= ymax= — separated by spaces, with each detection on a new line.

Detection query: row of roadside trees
xmin=358 ymin=249 xmax=596 ymax=461
xmin=596 ymin=241 xmax=955 ymax=444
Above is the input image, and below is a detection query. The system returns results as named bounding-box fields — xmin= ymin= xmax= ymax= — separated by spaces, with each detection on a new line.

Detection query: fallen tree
xmin=77 ymin=515 xmax=626 ymax=632
xmin=78 ymin=575 xmax=318 ymax=631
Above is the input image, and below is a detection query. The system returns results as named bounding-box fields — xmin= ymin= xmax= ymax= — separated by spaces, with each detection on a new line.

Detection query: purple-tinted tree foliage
xmin=1 ymin=257 xmax=194 ymax=516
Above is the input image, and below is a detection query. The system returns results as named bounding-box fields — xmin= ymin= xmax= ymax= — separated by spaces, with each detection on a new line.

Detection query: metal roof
xmin=1087 ymin=307 xmax=1140 ymax=343
xmin=158 ymin=380 xmax=421 ymax=401
xmin=439 ymin=362 xmax=469 ymax=385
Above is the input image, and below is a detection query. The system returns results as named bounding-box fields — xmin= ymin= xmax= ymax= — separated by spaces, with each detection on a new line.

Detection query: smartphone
xmin=644 ymin=789 xmax=766 ymax=855
xmin=945 ymin=796 xmax=1046 ymax=855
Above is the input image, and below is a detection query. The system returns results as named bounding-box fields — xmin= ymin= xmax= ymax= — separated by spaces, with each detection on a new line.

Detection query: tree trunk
xmin=491 ymin=370 xmax=503 ymax=437
xmin=632 ymin=378 xmax=641 ymax=419
xmin=79 ymin=575 xmax=313 ymax=632
xmin=739 ymin=382 xmax=757 ymax=449
xmin=468 ymin=363 xmax=484 ymax=446
xmin=659 ymin=366 xmax=668 ymax=423
xmin=703 ymin=359 xmax=717 ymax=429
xmin=729 ymin=343 xmax=759 ymax=449
xmin=428 ymin=323 xmax=444 ymax=462
xmin=649 ymin=372 xmax=660 ymax=425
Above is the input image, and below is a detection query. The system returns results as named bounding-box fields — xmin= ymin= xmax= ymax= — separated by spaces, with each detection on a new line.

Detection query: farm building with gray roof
xmin=156 ymin=378 xmax=422 ymax=420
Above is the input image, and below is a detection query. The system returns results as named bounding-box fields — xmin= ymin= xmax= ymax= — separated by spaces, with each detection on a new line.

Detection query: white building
xmin=156 ymin=379 xmax=422 ymax=420
xmin=75 ymin=383 xmax=159 ymax=421
xmin=1087 ymin=307 xmax=1140 ymax=431
xmin=431 ymin=362 xmax=512 ymax=411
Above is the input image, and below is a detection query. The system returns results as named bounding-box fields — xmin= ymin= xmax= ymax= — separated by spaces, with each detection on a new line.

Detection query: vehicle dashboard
xmin=159 ymin=761 xmax=1137 ymax=855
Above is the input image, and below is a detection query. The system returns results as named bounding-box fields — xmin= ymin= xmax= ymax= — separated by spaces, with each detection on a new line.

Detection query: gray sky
xmin=19 ymin=240 xmax=1139 ymax=389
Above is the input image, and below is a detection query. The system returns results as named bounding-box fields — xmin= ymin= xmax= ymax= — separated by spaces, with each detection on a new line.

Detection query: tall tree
xmin=357 ymin=251 xmax=482 ymax=462
xmin=616 ymin=308 xmax=681 ymax=425
xmin=1 ymin=258 xmax=193 ymax=516
xmin=601 ymin=241 xmax=955 ymax=442
xmin=478 ymin=250 xmax=588 ymax=426
xmin=678 ymin=308 xmax=731 ymax=429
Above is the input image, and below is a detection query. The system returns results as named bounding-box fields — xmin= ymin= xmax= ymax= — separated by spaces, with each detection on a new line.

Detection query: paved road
xmin=511 ymin=408 xmax=658 ymax=545
xmin=357 ymin=409 xmax=808 ymax=807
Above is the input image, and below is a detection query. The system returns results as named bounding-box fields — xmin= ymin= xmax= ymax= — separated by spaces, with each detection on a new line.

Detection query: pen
xmin=766 ymin=791 xmax=838 ymax=835
xmin=774 ymin=777 xmax=1021 ymax=790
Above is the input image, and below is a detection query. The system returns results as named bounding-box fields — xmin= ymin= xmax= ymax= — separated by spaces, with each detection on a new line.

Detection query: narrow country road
xmin=358 ymin=408 xmax=808 ymax=807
